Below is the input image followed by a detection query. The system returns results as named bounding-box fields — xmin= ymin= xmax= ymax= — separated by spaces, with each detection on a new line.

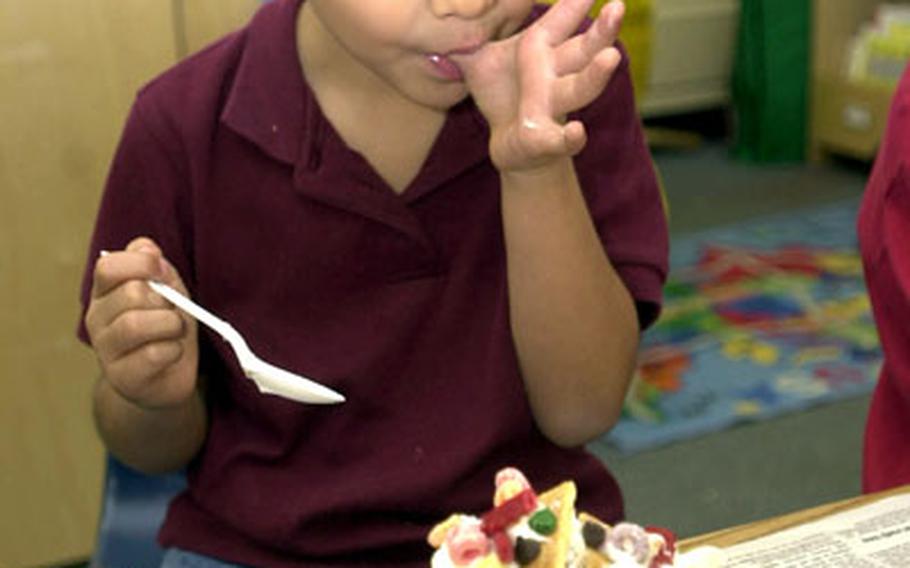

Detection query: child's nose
xmin=430 ymin=0 xmax=496 ymax=19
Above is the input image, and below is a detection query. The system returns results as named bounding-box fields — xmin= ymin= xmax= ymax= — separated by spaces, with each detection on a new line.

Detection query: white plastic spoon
xmin=98 ymin=250 xmax=344 ymax=404
xmin=146 ymin=280 xmax=345 ymax=405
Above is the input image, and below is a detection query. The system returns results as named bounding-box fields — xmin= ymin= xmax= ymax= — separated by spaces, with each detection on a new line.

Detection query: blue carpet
xmin=606 ymin=199 xmax=880 ymax=453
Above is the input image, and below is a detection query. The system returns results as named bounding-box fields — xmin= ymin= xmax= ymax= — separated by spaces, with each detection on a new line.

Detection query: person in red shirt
xmin=79 ymin=0 xmax=668 ymax=565
xmin=858 ymin=63 xmax=910 ymax=495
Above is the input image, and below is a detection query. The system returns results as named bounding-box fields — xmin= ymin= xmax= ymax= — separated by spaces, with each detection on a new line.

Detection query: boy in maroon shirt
xmin=858 ymin=63 xmax=910 ymax=495
xmin=79 ymin=0 xmax=668 ymax=565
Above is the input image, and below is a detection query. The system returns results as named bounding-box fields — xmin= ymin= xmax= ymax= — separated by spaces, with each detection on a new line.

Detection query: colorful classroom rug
xmin=606 ymin=199 xmax=882 ymax=453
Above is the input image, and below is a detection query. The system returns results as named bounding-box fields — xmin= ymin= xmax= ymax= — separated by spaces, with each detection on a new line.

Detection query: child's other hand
xmin=85 ymin=237 xmax=199 ymax=409
xmin=456 ymin=0 xmax=624 ymax=173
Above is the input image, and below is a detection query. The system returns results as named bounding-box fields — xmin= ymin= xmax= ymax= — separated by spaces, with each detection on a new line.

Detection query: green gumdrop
xmin=529 ymin=508 xmax=557 ymax=536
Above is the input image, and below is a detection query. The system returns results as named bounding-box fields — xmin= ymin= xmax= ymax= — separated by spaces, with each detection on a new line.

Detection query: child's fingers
xmin=102 ymin=340 xmax=189 ymax=406
xmin=553 ymin=1 xmax=623 ymax=76
xmin=92 ymin=241 xmax=167 ymax=299
xmin=87 ymin=236 xmax=193 ymax=358
xmin=124 ymin=237 xmax=190 ymax=295
xmin=513 ymin=121 xmax=585 ymax=167
xmin=124 ymin=236 xmax=173 ymax=283
xmin=89 ymin=279 xmax=172 ymax=328
xmin=87 ymin=252 xmax=173 ymax=347
xmin=95 ymin=308 xmax=187 ymax=362
xmin=562 ymin=120 xmax=588 ymax=157
xmin=126 ymin=235 xmax=161 ymax=254
xmin=498 ymin=118 xmax=578 ymax=169
xmin=551 ymin=47 xmax=621 ymax=116
xmin=536 ymin=0 xmax=598 ymax=45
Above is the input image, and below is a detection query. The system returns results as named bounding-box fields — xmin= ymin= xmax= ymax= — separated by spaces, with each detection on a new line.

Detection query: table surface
xmin=680 ymin=483 xmax=910 ymax=550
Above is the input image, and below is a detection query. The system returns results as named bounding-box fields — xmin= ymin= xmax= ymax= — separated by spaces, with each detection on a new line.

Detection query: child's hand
xmin=455 ymin=0 xmax=624 ymax=173
xmin=85 ymin=237 xmax=199 ymax=409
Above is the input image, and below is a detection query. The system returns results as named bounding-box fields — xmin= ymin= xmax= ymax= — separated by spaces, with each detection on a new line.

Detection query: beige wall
xmin=0 ymin=1 xmax=257 ymax=566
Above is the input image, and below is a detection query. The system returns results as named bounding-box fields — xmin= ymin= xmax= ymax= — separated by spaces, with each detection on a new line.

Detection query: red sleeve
xmin=76 ymin=94 xmax=195 ymax=344
xmin=859 ymin=64 xmax=910 ymax=404
xmin=882 ymin=169 xmax=910 ymax=295
xmin=573 ymin=42 xmax=669 ymax=329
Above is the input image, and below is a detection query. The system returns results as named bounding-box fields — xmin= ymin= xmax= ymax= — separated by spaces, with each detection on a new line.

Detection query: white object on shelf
xmin=842 ymin=103 xmax=873 ymax=131
xmin=639 ymin=0 xmax=741 ymax=118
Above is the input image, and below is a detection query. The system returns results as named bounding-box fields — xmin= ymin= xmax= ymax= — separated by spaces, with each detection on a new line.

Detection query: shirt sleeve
xmin=76 ymin=94 xmax=196 ymax=344
xmin=873 ymin=164 xmax=910 ymax=404
xmin=859 ymin=65 xmax=910 ymax=404
xmin=882 ymin=167 xmax=910 ymax=294
xmin=572 ymin=42 xmax=669 ymax=330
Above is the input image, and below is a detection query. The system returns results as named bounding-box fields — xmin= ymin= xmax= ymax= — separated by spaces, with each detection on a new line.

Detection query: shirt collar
xmin=219 ymin=0 xmax=491 ymax=200
xmin=221 ymin=0 xmax=310 ymax=166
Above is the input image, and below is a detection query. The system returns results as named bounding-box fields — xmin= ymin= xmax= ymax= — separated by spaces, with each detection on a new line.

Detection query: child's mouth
xmin=426 ymin=43 xmax=484 ymax=82
xmin=427 ymin=53 xmax=465 ymax=82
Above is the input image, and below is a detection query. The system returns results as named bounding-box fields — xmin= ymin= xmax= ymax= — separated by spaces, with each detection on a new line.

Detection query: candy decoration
xmin=495 ymin=467 xmax=531 ymax=490
xmin=494 ymin=468 xmax=533 ymax=507
xmin=582 ymin=520 xmax=607 ymax=550
xmin=528 ymin=508 xmax=557 ymax=536
xmin=651 ymin=548 xmax=674 ymax=568
xmin=446 ymin=519 xmax=490 ymax=565
xmin=608 ymin=522 xmax=650 ymax=563
xmin=646 ymin=526 xmax=677 ymax=566
xmin=473 ymin=556 xmax=502 ymax=568
xmin=494 ymin=479 xmax=526 ymax=507
xmin=645 ymin=526 xmax=677 ymax=554
xmin=481 ymin=488 xmax=537 ymax=535
xmin=428 ymin=468 xmax=726 ymax=568
xmin=513 ymin=536 xmax=542 ymax=565
xmin=491 ymin=531 xmax=514 ymax=563
xmin=428 ymin=514 xmax=462 ymax=548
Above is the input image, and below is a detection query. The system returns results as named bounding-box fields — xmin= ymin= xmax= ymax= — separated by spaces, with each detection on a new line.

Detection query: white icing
xmin=565 ymin=517 xmax=587 ymax=567
xmin=675 ymin=546 xmax=728 ymax=568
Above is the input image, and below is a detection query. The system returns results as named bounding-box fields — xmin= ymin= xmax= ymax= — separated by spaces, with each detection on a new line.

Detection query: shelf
xmin=807 ymin=0 xmax=904 ymax=163
xmin=810 ymin=75 xmax=895 ymax=162
xmin=639 ymin=0 xmax=740 ymax=118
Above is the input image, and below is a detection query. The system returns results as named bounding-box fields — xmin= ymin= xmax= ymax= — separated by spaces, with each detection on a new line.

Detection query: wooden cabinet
xmin=548 ymin=0 xmax=740 ymax=118
xmin=0 ymin=1 xmax=257 ymax=566
xmin=808 ymin=1 xmax=907 ymax=162
xmin=639 ymin=0 xmax=741 ymax=117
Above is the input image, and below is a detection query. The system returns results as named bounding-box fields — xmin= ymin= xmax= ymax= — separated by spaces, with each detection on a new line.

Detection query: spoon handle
xmin=98 ymin=252 xmax=237 ymax=346
xmin=147 ymin=280 xmax=235 ymax=341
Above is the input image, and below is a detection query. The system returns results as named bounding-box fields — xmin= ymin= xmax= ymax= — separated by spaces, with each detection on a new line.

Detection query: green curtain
xmin=732 ymin=0 xmax=810 ymax=162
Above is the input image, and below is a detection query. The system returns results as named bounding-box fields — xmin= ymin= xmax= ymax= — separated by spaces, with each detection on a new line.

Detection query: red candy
xmin=481 ymin=488 xmax=538 ymax=535
xmin=446 ymin=520 xmax=490 ymax=564
xmin=492 ymin=531 xmax=515 ymax=563
xmin=495 ymin=467 xmax=532 ymax=491
xmin=645 ymin=526 xmax=677 ymax=554
xmin=646 ymin=525 xmax=677 ymax=567
xmin=494 ymin=468 xmax=534 ymax=506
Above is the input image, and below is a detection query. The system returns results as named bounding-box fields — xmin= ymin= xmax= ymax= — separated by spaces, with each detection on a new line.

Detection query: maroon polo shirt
xmin=78 ymin=0 xmax=668 ymax=565
xmin=858 ymin=64 xmax=910 ymax=494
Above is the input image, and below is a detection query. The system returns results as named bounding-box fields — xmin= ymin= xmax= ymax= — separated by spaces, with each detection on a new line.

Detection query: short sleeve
xmin=881 ymin=167 xmax=910 ymax=297
xmin=76 ymin=96 xmax=195 ymax=344
xmin=858 ymin=63 xmax=910 ymax=405
xmin=861 ymin=63 xmax=910 ymax=297
xmin=572 ymin=43 xmax=669 ymax=330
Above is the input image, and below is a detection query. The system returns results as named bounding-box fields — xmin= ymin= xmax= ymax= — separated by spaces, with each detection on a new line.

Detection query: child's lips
xmin=427 ymin=53 xmax=464 ymax=82
xmin=426 ymin=43 xmax=484 ymax=82
xmin=447 ymin=43 xmax=485 ymax=57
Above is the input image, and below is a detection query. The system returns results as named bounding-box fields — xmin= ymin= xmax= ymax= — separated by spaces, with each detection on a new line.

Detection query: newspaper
xmin=724 ymin=493 xmax=910 ymax=567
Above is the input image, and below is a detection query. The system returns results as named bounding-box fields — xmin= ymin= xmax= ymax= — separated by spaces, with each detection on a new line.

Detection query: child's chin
xmin=409 ymin=84 xmax=471 ymax=111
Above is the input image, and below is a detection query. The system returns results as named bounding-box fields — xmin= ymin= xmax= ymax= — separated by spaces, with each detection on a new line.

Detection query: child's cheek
xmin=498 ymin=1 xmax=536 ymax=40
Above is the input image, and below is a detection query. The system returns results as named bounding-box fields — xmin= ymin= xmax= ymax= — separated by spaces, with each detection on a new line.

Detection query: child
xmin=79 ymin=0 xmax=668 ymax=565
xmin=858 ymin=62 xmax=910 ymax=495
